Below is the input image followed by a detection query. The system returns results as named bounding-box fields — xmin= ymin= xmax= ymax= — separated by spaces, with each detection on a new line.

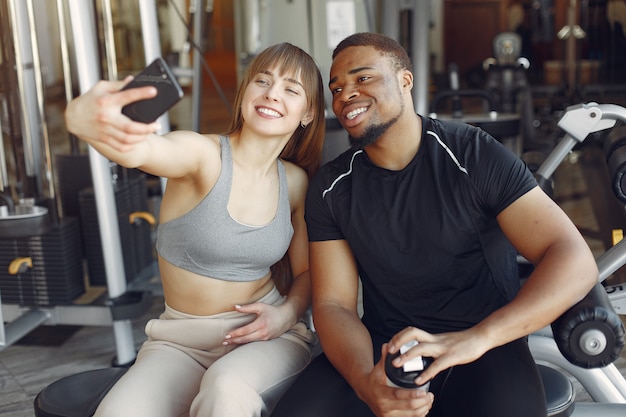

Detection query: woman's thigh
xmin=94 ymin=342 xmax=205 ymax=417
xmin=198 ymin=321 xmax=315 ymax=413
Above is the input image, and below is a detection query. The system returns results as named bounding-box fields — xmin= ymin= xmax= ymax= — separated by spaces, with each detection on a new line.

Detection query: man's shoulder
xmin=313 ymin=148 xmax=364 ymax=182
xmin=425 ymin=117 xmax=480 ymax=142
xmin=424 ymin=116 xmax=500 ymax=156
xmin=306 ymin=148 xmax=364 ymax=204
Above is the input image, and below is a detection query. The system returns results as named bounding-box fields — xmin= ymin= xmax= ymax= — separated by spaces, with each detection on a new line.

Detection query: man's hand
xmin=387 ymin=326 xmax=489 ymax=386
xmin=355 ymin=344 xmax=434 ymax=417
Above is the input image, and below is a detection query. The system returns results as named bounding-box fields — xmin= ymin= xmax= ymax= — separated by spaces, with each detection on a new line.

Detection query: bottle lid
xmin=384 ymin=345 xmax=433 ymax=389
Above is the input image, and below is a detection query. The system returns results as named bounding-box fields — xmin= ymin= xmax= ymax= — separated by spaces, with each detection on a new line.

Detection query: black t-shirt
xmin=306 ymin=116 xmax=537 ymax=340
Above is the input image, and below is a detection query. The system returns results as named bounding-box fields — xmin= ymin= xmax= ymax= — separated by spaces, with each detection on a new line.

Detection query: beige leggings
xmin=93 ymin=287 xmax=316 ymax=417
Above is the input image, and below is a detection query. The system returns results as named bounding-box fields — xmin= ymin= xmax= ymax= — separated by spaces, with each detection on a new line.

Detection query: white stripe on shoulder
xmin=322 ymin=150 xmax=364 ymax=198
xmin=426 ymin=130 xmax=468 ymax=175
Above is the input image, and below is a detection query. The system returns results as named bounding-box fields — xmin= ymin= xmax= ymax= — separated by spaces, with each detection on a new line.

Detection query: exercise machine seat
xmin=33 ymin=367 xmax=127 ymax=417
xmin=33 ymin=363 xmax=574 ymax=417
xmin=539 ymin=364 xmax=575 ymax=417
xmin=34 ymin=285 xmax=620 ymax=417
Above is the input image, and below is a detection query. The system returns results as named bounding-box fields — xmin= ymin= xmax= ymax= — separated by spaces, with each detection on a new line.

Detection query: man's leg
xmin=271 ymin=354 xmax=376 ymax=417
xmin=431 ymin=338 xmax=547 ymax=417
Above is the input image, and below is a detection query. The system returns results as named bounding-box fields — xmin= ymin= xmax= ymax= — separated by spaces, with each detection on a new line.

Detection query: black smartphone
xmin=121 ymin=57 xmax=184 ymax=123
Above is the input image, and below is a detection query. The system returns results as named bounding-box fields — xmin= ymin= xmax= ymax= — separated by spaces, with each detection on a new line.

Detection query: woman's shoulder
xmin=281 ymin=159 xmax=308 ymax=206
xmin=159 ymin=133 xmax=224 ymax=202
xmin=281 ymin=159 xmax=307 ymax=183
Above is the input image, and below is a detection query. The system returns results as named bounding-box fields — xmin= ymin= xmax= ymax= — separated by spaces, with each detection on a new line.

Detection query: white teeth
xmin=258 ymin=107 xmax=281 ymax=117
xmin=346 ymin=107 xmax=367 ymax=120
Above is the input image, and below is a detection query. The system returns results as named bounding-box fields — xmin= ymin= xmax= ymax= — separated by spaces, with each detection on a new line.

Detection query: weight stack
xmin=0 ymin=217 xmax=84 ymax=306
xmin=78 ymin=172 xmax=154 ymax=286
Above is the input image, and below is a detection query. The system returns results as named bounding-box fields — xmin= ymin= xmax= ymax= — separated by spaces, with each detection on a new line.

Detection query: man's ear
xmin=401 ymin=70 xmax=414 ymax=91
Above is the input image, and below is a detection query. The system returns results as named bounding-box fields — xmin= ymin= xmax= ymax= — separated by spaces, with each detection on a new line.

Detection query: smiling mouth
xmin=346 ymin=107 xmax=367 ymax=120
xmin=257 ymin=107 xmax=282 ymax=118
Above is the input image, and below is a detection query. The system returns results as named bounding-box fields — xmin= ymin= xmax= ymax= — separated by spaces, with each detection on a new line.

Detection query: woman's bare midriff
xmin=158 ymin=257 xmax=276 ymax=316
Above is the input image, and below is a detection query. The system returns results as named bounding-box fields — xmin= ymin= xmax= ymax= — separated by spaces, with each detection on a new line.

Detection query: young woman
xmin=65 ymin=43 xmax=325 ymax=417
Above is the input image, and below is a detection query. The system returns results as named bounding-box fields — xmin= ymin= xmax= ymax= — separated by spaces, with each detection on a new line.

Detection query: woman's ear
xmin=301 ymin=112 xmax=314 ymax=127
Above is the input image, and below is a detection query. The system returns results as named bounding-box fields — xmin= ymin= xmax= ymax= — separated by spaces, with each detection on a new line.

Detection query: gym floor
xmin=2 ymin=75 xmax=626 ymax=415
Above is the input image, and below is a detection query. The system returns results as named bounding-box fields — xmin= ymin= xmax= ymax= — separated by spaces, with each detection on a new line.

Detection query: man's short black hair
xmin=332 ymin=32 xmax=413 ymax=72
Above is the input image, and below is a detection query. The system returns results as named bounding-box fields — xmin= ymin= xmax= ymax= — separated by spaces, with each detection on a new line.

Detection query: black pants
xmin=272 ymin=338 xmax=547 ymax=417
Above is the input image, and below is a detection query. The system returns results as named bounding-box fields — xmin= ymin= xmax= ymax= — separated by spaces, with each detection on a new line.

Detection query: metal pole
xmin=362 ymin=0 xmax=377 ymax=32
xmin=56 ymin=0 xmax=81 ymax=155
xmin=66 ymin=0 xmax=136 ymax=365
xmin=56 ymin=0 xmax=73 ymax=105
xmin=138 ymin=0 xmax=172 ymax=193
xmin=138 ymin=0 xmax=172 ymax=135
xmin=0 ymin=106 xmax=6 ymax=192
xmin=26 ymin=0 xmax=55 ymax=202
xmin=381 ymin=0 xmax=401 ymax=40
xmin=101 ymin=0 xmax=118 ymax=81
xmin=412 ymin=0 xmax=430 ymax=116
xmin=381 ymin=0 xmax=430 ymax=115
xmin=191 ymin=0 xmax=204 ymax=132
xmin=566 ymin=0 xmax=576 ymax=95
xmin=7 ymin=0 xmax=39 ymax=190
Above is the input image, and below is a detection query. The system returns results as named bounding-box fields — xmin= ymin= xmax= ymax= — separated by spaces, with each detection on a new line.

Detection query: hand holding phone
xmin=121 ymin=57 xmax=184 ymax=123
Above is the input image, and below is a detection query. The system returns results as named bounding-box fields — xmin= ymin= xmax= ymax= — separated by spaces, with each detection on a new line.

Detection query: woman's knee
xmin=191 ymin=369 xmax=266 ymax=417
xmin=94 ymin=393 xmax=164 ymax=417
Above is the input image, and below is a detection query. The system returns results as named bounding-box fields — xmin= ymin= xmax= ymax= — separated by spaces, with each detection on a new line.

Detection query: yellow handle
xmin=8 ymin=257 xmax=33 ymax=275
xmin=129 ymin=211 xmax=156 ymax=225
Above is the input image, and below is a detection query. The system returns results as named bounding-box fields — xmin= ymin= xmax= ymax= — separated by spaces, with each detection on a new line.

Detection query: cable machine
xmin=0 ymin=0 xmax=168 ymax=367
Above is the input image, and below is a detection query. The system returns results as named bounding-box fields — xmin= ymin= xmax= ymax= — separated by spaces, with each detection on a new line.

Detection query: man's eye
xmin=358 ymin=76 xmax=370 ymax=82
xmin=331 ymin=87 xmax=342 ymax=95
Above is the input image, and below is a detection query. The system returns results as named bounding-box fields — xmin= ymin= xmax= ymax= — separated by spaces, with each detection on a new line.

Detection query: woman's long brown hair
xmin=225 ymin=43 xmax=326 ymax=294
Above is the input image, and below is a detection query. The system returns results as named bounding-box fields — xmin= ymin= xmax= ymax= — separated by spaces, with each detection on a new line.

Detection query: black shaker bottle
xmin=385 ymin=340 xmax=433 ymax=391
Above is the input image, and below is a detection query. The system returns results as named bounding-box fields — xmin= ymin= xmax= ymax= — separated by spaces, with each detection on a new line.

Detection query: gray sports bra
xmin=156 ymin=135 xmax=294 ymax=281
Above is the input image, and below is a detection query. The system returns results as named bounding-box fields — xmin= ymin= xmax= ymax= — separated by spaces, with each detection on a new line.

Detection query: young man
xmin=272 ymin=32 xmax=598 ymax=417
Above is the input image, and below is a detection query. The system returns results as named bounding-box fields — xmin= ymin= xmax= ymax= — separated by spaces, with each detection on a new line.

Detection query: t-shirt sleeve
xmin=467 ymin=129 xmax=538 ymax=215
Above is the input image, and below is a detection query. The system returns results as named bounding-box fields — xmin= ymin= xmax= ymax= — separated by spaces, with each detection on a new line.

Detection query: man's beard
xmin=348 ymin=114 xmax=400 ymax=149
